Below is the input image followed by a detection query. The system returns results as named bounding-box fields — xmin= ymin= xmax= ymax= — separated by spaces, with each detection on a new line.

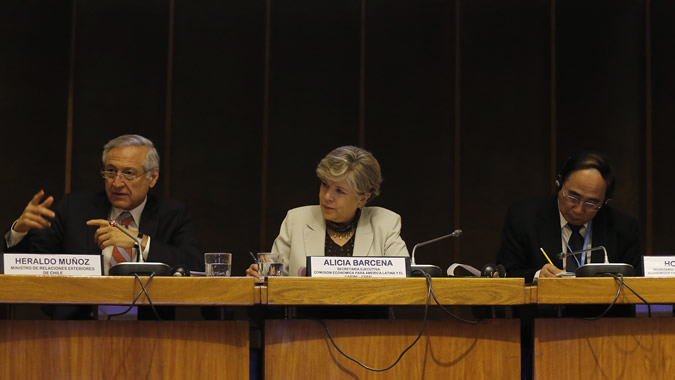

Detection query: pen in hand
xmin=249 ymin=251 xmax=258 ymax=264
xmin=539 ymin=247 xmax=553 ymax=265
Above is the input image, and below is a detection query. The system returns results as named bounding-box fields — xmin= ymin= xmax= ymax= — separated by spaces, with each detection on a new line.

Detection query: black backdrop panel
xmin=71 ymin=0 xmax=170 ymax=193
xmin=556 ymin=0 xmax=645 ymax=217
xmin=651 ymin=0 xmax=675 ymax=254
xmin=459 ymin=0 xmax=551 ymax=268
xmin=171 ymin=0 xmax=266 ymax=275
xmin=364 ymin=0 xmax=456 ymax=269
xmin=0 ymin=0 xmax=71 ymax=225
xmin=265 ymin=0 xmax=362 ymax=252
xmin=1 ymin=0 xmax=663 ymax=274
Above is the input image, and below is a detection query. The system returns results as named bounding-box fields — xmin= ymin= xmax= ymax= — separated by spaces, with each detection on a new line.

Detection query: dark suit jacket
xmin=6 ymin=191 xmax=203 ymax=272
xmin=496 ymin=195 xmax=641 ymax=283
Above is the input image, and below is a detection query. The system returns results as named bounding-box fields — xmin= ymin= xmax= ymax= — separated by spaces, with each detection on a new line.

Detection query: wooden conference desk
xmin=534 ymin=277 xmax=675 ymax=380
xmin=12 ymin=275 xmax=670 ymax=379
xmin=0 ymin=275 xmax=255 ymax=380
xmin=262 ymin=277 xmax=527 ymax=380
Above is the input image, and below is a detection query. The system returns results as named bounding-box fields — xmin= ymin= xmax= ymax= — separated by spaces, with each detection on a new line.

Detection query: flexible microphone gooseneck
xmin=411 ymin=229 xmax=463 ymax=265
xmin=109 ymin=220 xmax=142 ymax=262
xmin=410 ymin=229 xmax=463 ymax=277
xmin=107 ymin=220 xmax=174 ymax=276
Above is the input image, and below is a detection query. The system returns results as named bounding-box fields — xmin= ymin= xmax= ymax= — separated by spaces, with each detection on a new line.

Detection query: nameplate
xmin=2 ymin=253 xmax=103 ymax=276
xmin=643 ymin=256 xmax=675 ymax=278
xmin=306 ymin=256 xmax=410 ymax=278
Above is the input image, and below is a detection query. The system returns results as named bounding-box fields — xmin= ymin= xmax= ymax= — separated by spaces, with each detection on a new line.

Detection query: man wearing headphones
xmin=496 ymin=152 xmax=641 ymax=283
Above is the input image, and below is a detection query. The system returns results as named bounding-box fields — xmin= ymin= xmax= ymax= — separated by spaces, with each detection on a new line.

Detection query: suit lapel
xmin=303 ymin=207 xmax=326 ymax=256
xmin=86 ymin=192 xmax=112 ymax=253
xmin=588 ymin=210 xmax=608 ymax=263
xmin=138 ymin=195 xmax=158 ymax=237
xmin=354 ymin=208 xmax=373 ymax=256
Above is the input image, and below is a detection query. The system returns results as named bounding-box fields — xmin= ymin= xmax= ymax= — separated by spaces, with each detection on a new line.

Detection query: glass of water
xmin=205 ymin=253 xmax=232 ymax=277
xmin=257 ymin=252 xmax=285 ymax=278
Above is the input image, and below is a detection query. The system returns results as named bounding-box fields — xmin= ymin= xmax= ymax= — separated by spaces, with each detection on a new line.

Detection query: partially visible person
xmin=247 ymin=146 xmax=409 ymax=277
xmin=496 ymin=152 xmax=641 ymax=283
xmin=5 ymin=134 xmax=203 ymax=274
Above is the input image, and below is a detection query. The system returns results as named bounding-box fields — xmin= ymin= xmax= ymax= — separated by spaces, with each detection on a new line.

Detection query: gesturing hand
xmin=14 ymin=190 xmax=56 ymax=233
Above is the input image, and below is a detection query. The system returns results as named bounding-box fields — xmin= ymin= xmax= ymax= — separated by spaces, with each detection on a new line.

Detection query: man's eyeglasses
xmin=561 ymin=189 xmax=602 ymax=211
xmin=100 ymin=168 xmax=149 ymax=182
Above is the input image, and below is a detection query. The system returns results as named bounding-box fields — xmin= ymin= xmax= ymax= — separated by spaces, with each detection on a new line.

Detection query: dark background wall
xmin=2 ymin=0 xmax=673 ymax=276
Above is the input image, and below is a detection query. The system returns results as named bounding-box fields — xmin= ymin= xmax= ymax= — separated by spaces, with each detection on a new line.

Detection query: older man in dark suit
xmin=4 ymin=135 xmax=202 ymax=318
xmin=5 ymin=135 xmax=204 ymax=319
xmin=497 ymin=152 xmax=641 ymax=283
xmin=5 ymin=134 xmax=202 ymax=273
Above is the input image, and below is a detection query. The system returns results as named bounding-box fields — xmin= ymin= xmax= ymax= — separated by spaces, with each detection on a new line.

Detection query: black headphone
xmin=555 ymin=155 xmax=575 ymax=191
xmin=480 ymin=264 xmax=505 ymax=278
xmin=171 ymin=265 xmax=190 ymax=277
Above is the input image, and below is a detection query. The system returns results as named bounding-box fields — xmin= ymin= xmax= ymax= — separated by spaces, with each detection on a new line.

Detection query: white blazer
xmin=271 ymin=205 xmax=409 ymax=276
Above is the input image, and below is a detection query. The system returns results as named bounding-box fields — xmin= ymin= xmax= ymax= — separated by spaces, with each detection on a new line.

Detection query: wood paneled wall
xmin=2 ymin=0 xmax=673 ymax=276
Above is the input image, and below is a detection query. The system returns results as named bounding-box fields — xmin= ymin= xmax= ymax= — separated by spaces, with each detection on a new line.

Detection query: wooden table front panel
xmin=265 ymin=319 xmax=520 ymax=379
xmin=0 ymin=320 xmax=248 ymax=380
xmin=535 ymin=318 xmax=675 ymax=380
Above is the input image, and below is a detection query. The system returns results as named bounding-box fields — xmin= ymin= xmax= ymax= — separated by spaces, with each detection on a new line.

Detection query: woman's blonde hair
xmin=316 ymin=146 xmax=382 ymax=201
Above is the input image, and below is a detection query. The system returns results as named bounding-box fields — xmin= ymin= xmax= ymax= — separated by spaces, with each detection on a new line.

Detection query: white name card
xmin=306 ymin=256 xmax=410 ymax=278
xmin=3 ymin=253 xmax=103 ymax=276
xmin=643 ymin=256 xmax=675 ymax=278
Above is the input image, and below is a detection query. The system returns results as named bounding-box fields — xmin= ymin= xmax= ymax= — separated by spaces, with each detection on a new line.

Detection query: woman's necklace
xmin=327 ymin=227 xmax=355 ymax=241
xmin=326 ymin=209 xmax=360 ymax=242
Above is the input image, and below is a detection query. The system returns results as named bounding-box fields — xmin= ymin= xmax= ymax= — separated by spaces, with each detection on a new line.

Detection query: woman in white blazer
xmin=247 ymin=146 xmax=409 ymax=277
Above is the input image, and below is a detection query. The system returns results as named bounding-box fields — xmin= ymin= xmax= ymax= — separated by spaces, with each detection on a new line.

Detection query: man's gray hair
xmin=102 ymin=134 xmax=160 ymax=176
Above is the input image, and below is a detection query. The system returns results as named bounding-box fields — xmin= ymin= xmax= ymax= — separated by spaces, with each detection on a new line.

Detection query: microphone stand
xmin=108 ymin=220 xmax=172 ymax=276
xmin=110 ymin=220 xmax=142 ymax=262
xmin=558 ymin=246 xmax=634 ymax=277
xmin=411 ymin=229 xmax=463 ymax=277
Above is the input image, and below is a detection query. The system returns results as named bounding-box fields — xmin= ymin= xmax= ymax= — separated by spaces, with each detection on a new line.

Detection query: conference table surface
xmin=0 ymin=275 xmax=257 ymax=305
xmin=0 ymin=275 xmax=529 ymax=306
xmin=2 ymin=274 xmax=670 ymax=306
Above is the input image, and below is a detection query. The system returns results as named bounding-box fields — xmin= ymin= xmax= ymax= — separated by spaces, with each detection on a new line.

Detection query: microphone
xmin=411 ymin=229 xmax=462 ymax=265
xmin=110 ymin=220 xmax=142 ymax=262
xmin=108 ymin=220 xmax=173 ymax=276
xmin=410 ymin=229 xmax=463 ymax=277
xmin=558 ymin=245 xmax=634 ymax=277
